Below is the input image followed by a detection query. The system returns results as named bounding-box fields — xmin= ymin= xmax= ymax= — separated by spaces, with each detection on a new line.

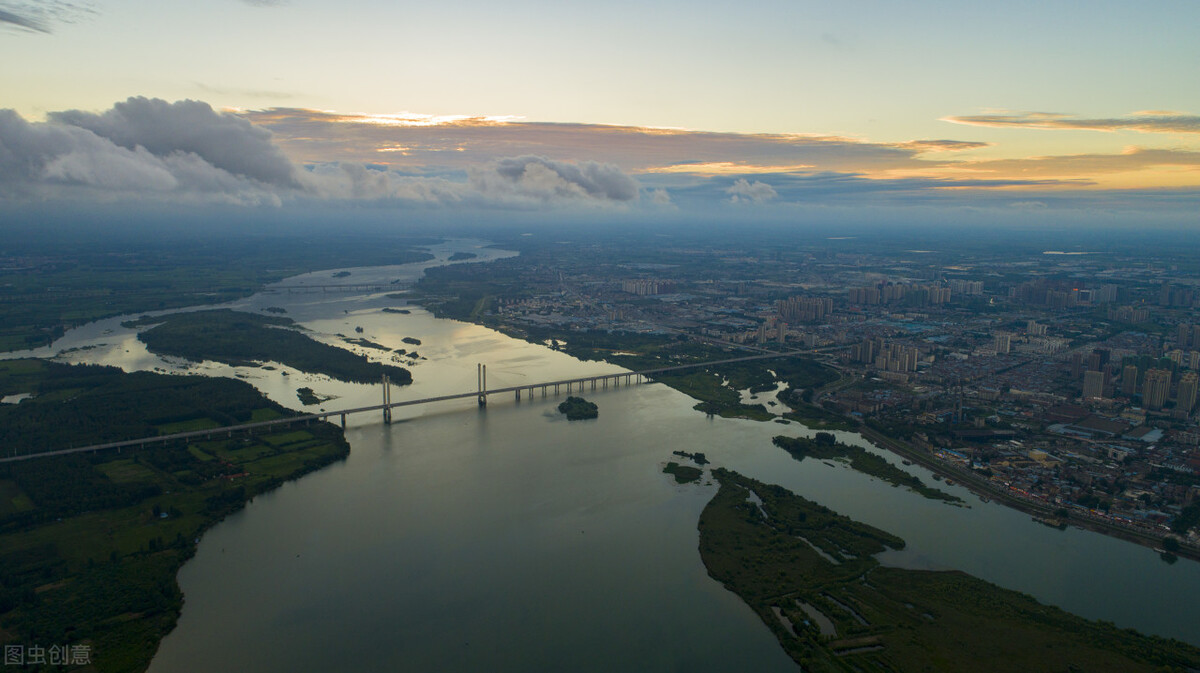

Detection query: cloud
xmin=944 ymin=111 xmax=1200 ymax=135
xmin=295 ymin=157 xmax=640 ymax=209
xmin=0 ymin=99 xmax=645 ymax=210
xmin=939 ymin=147 xmax=1200 ymax=178
xmin=0 ymin=8 xmax=46 ymax=32
xmin=50 ymin=97 xmax=301 ymax=188
xmin=0 ymin=107 xmax=285 ymax=205
xmin=890 ymin=139 xmax=990 ymax=153
xmin=0 ymin=1 xmax=95 ymax=34
xmin=648 ymin=188 xmax=672 ymax=206
xmin=4 ymin=98 xmax=1199 ymax=216
xmin=239 ymin=0 xmax=286 ymax=6
xmin=726 ymin=178 xmax=778 ymax=204
xmin=238 ymin=107 xmax=939 ymax=176
xmin=475 ymin=156 xmax=638 ymax=203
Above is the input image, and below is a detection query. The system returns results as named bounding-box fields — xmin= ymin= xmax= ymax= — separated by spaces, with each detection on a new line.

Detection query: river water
xmin=12 ymin=240 xmax=1200 ymax=670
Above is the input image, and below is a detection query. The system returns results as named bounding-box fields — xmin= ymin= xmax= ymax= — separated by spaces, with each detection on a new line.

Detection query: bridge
xmin=1 ymin=350 xmax=815 ymax=464
xmin=263 ymin=283 xmax=410 ymax=294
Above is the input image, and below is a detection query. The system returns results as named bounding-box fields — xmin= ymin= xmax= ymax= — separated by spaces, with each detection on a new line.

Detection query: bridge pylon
xmin=382 ymin=374 xmax=392 ymax=424
xmin=477 ymin=364 xmax=488 ymax=407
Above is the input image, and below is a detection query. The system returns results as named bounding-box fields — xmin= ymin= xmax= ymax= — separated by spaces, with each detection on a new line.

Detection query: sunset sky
xmin=2 ymin=0 xmax=1199 ymax=224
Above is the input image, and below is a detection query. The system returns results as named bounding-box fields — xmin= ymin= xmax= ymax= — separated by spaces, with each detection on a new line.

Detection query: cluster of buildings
xmin=472 ymin=242 xmax=1200 ymax=544
xmin=847 ymin=282 xmax=951 ymax=306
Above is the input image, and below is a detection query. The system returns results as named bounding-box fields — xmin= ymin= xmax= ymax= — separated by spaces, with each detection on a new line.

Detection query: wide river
xmin=15 ymin=240 xmax=1200 ymax=671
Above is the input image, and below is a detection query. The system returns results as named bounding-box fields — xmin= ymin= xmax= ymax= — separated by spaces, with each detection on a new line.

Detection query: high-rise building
xmin=949 ymin=279 xmax=984 ymax=295
xmin=1095 ymin=284 xmax=1119 ymax=304
xmin=1143 ymin=368 xmax=1173 ymax=410
xmin=853 ymin=338 xmax=876 ymax=364
xmin=994 ymin=333 xmax=1011 ymax=355
xmin=1121 ymin=364 xmax=1139 ymax=396
xmin=1178 ymin=372 xmax=1199 ymax=414
xmin=778 ymin=296 xmax=833 ymax=323
xmin=1179 ymin=323 xmax=1193 ymax=350
xmin=1082 ymin=370 xmax=1105 ymax=400
xmin=1070 ymin=352 xmax=1085 ymax=378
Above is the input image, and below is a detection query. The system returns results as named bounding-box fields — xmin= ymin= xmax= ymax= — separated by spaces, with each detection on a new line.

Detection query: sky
xmin=2 ymin=0 xmax=1199 ymax=227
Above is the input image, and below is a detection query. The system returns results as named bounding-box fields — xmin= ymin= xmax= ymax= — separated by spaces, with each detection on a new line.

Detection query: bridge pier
xmin=515 ymin=389 xmax=521 ymax=401
xmin=340 ymin=414 xmax=346 ymax=429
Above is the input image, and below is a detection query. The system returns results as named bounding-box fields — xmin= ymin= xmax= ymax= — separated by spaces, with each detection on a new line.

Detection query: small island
xmin=402 ymin=336 xmax=422 ymax=345
xmin=296 ymin=387 xmax=322 ymax=405
xmin=134 ymin=309 xmax=412 ymax=385
xmin=448 ymin=252 xmax=478 ymax=261
xmin=672 ymin=450 xmax=709 ymax=465
xmin=663 ymin=461 xmax=702 ymax=483
xmin=557 ymin=396 xmax=598 ymax=420
xmin=332 ymin=271 xmax=351 ymax=278
xmin=382 ymin=308 xmax=411 ymax=314
xmin=774 ymin=433 xmax=960 ymax=503
xmin=343 ymin=337 xmax=391 ymax=351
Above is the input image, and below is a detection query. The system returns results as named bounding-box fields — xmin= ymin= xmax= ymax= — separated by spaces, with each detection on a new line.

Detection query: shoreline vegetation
xmin=130 ymin=309 xmax=413 ymax=386
xmin=774 ymin=434 xmax=962 ymax=503
xmin=699 ymin=468 xmax=1200 ymax=672
xmin=0 ymin=359 xmax=349 ymax=673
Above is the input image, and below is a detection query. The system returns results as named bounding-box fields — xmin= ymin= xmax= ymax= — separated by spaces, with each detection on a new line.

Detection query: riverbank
xmin=857 ymin=426 xmax=1200 ymax=563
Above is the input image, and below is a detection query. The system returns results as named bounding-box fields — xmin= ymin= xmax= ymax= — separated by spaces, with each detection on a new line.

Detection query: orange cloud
xmin=943 ymin=110 xmax=1200 ymax=135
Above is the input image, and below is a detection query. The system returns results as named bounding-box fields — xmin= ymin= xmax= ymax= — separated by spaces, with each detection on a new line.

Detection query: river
xmin=13 ymin=239 xmax=1200 ymax=670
